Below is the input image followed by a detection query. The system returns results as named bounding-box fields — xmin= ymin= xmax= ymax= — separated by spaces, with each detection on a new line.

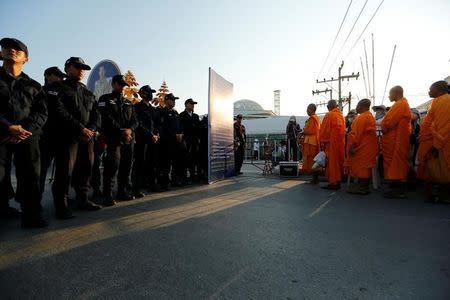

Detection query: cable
xmin=345 ymin=0 xmax=385 ymax=59
xmin=316 ymin=0 xmax=353 ymax=79
xmin=325 ymin=0 xmax=369 ymax=77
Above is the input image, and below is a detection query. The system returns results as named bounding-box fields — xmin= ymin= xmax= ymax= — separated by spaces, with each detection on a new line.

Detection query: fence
xmin=243 ymin=135 xmax=302 ymax=166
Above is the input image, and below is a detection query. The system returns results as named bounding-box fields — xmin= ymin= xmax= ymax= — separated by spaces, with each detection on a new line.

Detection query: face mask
xmin=375 ymin=111 xmax=384 ymax=119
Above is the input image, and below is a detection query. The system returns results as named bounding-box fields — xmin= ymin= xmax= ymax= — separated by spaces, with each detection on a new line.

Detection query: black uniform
xmin=46 ymin=79 xmax=100 ymax=214
xmin=158 ymin=106 xmax=183 ymax=188
xmin=131 ymin=100 xmax=160 ymax=195
xmin=234 ymin=121 xmax=246 ymax=174
xmin=0 ymin=67 xmax=47 ymax=221
xmin=39 ymin=83 xmax=58 ymax=195
xmin=179 ymin=110 xmax=200 ymax=182
xmin=99 ymin=92 xmax=138 ymax=199
xmin=198 ymin=115 xmax=209 ymax=182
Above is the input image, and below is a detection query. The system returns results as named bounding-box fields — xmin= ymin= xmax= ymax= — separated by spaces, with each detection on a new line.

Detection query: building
xmin=234 ymin=99 xmax=276 ymax=119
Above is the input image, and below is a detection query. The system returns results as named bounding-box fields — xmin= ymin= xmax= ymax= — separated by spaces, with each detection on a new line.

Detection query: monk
xmin=345 ymin=99 xmax=378 ymax=195
xmin=417 ymin=81 xmax=450 ymax=203
xmin=319 ymin=100 xmax=346 ymax=189
xmin=300 ymin=103 xmax=321 ymax=182
xmin=381 ymin=86 xmax=412 ymax=198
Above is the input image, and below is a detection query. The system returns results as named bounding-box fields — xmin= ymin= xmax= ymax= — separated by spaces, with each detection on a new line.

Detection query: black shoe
xmin=171 ymin=180 xmax=183 ymax=187
xmin=134 ymin=192 xmax=146 ymax=199
xmin=383 ymin=190 xmax=407 ymax=199
xmin=117 ymin=193 xmax=135 ymax=201
xmin=21 ymin=215 xmax=48 ymax=229
xmin=0 ymin=206 xmax=22 ymax=219
xmin=149 ymin=183 xmax=163 ymax=193
xmin=55 ymin=208 xmax=75 ymax=220
xmin=321 ymin=184 xmax=340 ymax=190
xmin=92 ymin=189 xmax=103 ymax=199
xmin=78 ymin=200 xmax=102 ymax=211
xmin=102 ymin=196 xmax=116 ymax=207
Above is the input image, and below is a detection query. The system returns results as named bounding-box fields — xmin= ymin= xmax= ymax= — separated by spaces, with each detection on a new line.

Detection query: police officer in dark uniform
xmin=40 ymin=67 xmax=66 ymax=196
xmin=99 ymin=75 xmax=138 ymax=206
xmin=47 ymin=57 xmax=101 ymax=219
xmin=131 ymin=85 xmax=161 ymax=198
xmin=158 ymin=93 xmax=183 ymax=190
xmin=0 ymin=38 xmax=48 ymax=228
xmin=198 ymin=115 xmax=209 ymax=183
xmin=179 ymin=98 xmax=201 ymax=183
xmin=234 ymin=114 xmax=246 ymax=175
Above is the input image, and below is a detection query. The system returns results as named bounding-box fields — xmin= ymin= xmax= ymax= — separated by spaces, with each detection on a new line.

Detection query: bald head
xmin=356 ymin=98 xmax=371 ymax=114
xmin=327 ymin=100 xmax=337 ymax=111
xmin=389 ymin=85 xmax=404 ymax=102
xmin=307 ymin=103 xmax=316 ymax=116
xmin=429 ymin=80 xmax=448 ymax=98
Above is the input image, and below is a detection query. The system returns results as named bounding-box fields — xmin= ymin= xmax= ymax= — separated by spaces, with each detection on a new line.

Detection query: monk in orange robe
xmin=345 ymin=99 xmax=379 ymax=195
xmin=301 ymin=104 xmax=321 ymax=180
xmin=319 ymin=100 xmax=346 ymax=189
xmin=417 ymin=81 xmax=450 ymax=203
xmin=381 ymin=86 xmax=412 ymax=198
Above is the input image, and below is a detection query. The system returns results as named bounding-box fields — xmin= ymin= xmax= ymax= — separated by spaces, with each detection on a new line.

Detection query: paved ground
xmin=1 ymin=164 xmax=449 ymax=299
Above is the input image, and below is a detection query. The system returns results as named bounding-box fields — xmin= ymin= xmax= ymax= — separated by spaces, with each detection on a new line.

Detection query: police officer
xmin=158 ymin=93 xmax=183 ymax=190
xmin=99 ymin=75 xmax=138 ymax=206
xmin=40 ymin=67 xmax=66 ymax=196
xmin=198 ymin=115 xmax=209 ymax=183
xmin=234 ymin=114 xmax=246 ymax=175
xmin=131 ymin=85 xmax=161 ymax=198
xmin=47 ymin=57 xmax=101 ymax=219
xmin=179 ymin=98 xmax=201 ymax=183
xmin=0 ymin=38 xmax=48 ymax=228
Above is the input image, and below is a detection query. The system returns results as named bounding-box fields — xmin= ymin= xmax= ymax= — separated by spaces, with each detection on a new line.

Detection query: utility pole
xmin=342 ymin=92 xmax=352 ymax=113
xmin=316 ymin=61 xmax=359 ymax=111
xmin=312 ymin=88 xmax=333 ymax=100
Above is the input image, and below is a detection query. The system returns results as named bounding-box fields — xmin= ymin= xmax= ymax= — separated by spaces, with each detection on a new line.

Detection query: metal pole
xmin=381 ymin=44 xmax=397 ymax=105
xmin=360 ymin=56 xmax=369 ymax=97
xmin=338 ymin=61 xmax=343 ymax=110
xmin=364 ymin=40 xmax=371 ymax=98
xmin=372 ymin=33 xmax=375 ymax=104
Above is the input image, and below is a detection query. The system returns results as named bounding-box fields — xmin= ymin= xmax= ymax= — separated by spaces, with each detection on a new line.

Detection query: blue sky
xmin=1 ymin=0 xmax=449 ymax=115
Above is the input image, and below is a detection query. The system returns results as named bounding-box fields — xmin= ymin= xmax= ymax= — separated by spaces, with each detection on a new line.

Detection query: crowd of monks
xmin=300 ymin=80 xmax=450 ymax=202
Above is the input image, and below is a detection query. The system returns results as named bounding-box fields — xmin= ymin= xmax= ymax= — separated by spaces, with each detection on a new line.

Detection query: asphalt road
xmin=1 ymin=165 xmax=449 ymax=299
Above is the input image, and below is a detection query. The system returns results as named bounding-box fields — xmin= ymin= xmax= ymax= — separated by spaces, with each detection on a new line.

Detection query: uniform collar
xmin=0 ymin=66 xmax=28 ymax=81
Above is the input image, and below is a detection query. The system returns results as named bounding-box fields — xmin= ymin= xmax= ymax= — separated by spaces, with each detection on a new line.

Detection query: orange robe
xmin=381 ymin=97 xmax=411 ymax=182
xmin=301 ymin=114 xmax=321 ymax=172
xmin=417 ymin=93 xmax=450 ymax=181
xmin=345 ymin=111 xmax=378 ymax=179
xmin=319 ymin=108 xmax=345 ymax=185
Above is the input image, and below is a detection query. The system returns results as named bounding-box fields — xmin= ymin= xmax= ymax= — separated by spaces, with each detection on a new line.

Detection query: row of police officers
xmin=0 ymin=37 xmax=205 ymax=228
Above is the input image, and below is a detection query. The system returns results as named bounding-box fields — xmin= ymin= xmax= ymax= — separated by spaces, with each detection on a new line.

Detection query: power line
xmin=345 ymin=0 xmax=385 ymax=59
xmin=324 ymin=0 xmax=369 ymax=77
xmin=316 ymin=0 xmax=353 ymax=79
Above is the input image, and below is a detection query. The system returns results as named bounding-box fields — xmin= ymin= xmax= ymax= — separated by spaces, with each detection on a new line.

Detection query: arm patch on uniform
xmin=98 ymin=102 xmax=106 ymax=107
xmin=48 ymin=91 xmax=59 ymax=96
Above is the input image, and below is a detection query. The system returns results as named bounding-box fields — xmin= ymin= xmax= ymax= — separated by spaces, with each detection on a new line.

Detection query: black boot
xmin=21 ymin=214 xmax=48 ymax=229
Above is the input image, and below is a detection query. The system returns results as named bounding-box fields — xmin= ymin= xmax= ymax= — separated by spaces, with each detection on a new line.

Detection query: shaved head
xmin=327 ymin=100 xmax=337 ymax=111
xmin=429 ymin=80 xmax=448 ymax=98
xmin=389 ymin=85 xmax=404 ymax=102
xmin=306 ymin=103 xmax=316 ymax=116
xmin=307 ymin=103 xmax=316 ymax=111
xmin=356 ymin=98 xmax=371 ymax=113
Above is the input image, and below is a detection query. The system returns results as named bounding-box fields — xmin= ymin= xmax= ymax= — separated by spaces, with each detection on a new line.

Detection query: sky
xmin=1 ymin=0 xmax=449 ymax=115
